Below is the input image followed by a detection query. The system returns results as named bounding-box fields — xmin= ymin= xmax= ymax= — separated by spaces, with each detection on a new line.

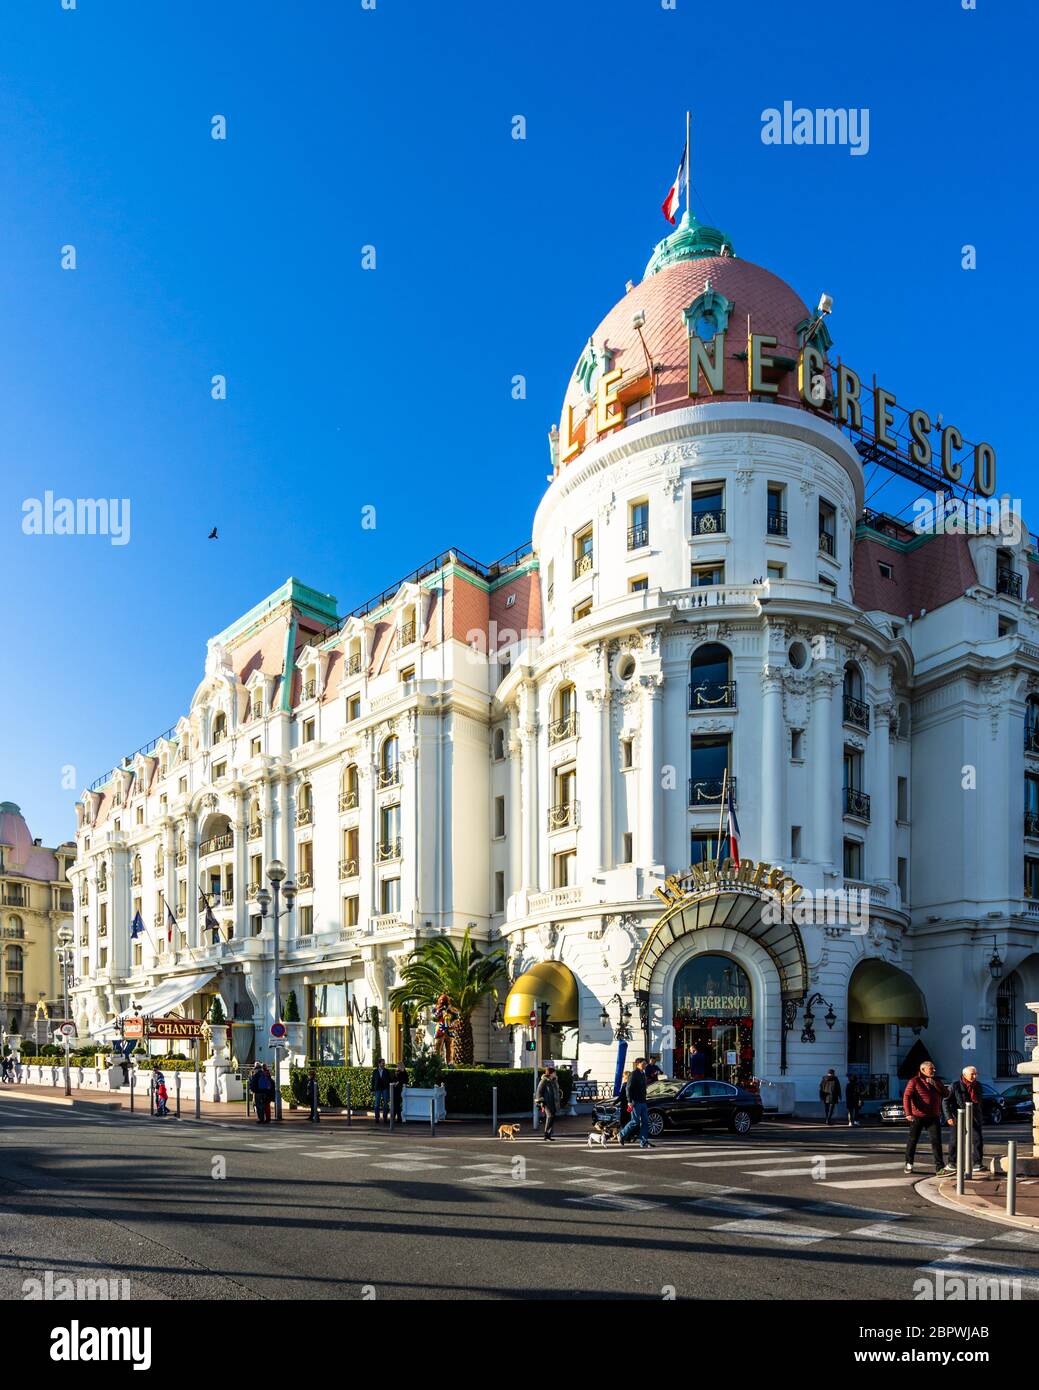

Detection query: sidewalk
xmin=920 ymin=1164 xmax=1039 ymax=1232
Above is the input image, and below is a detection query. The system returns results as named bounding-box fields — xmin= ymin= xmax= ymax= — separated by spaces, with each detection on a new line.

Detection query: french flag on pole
xmin=661 ymin=143 xmax=687 ymax=224
xmin=718 ymin=783 xmax=740 ymax=869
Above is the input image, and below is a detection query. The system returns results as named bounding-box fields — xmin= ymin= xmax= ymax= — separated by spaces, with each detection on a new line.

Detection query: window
xmin=621 ymin=832 xmax=633 ymax=864
xmin=213 ymin=761 xmax=227 ymax=781
xmin=498 ymin=652 xmax=512 ymax=683
xmin=819 ymin=499 xmax=837 ymax=557
xmin=843 ymin=839 xmax=863 ymax=880
xmin=340 ymin=827 xmax=359 ymax=878
xmin=380 ymin=736 xmax=400 ymax=787
xmin=494 ymin=796 xmax=506 ymax=838
xmin=251 ymin=737 xmax=262 ymax=758
xmin=550 ymin=684 xmax=578 ymax=743
xmin=400 ymin=665 xmax=415 ymax=683
xmin=573 ymin=525 xmax=594 ymax=579
xmin=1026 ymin=858 xmax=1039 ymax=900
xmin=347 ymin=695 xmax=361 ymax=722
xmin=136 ymin=806 xmax=144 ymax=826
xmin=546 ymin=559 xmax=554 ymax=603
xmin=690 ymin=832 xmax=720 ymax=865
xmin=379 ymin=803 xmax=401 ymax=859
xmin=302 ymin=718 xmax=316 ymax=744
xmin=380 ymin=878 xmax=401 ymax=914
xmin=791 ymin=825 xmax=802 ymax=859
xmin=629 ymin=575 xmax=649 ymax=593
xmin=818 ymin=573 xmax=836 ymax=592
xmin=572 ymin=598 xmax=592 ymax=622
xmin=878 ymin=561 xmax=894 ymax=580
xmin=692 ymin=484 xmax=725 ymax=535
xmin=620 ymin=738 xmax=633 ymax=769
xmin=897 ymin=776 xmax=909 ymax=822
xmin=689 ymin=735 xmax=730 ymax=805
xmin=178 ymin=777 xmax=187 ymax=796
xmin=494 ymin=871 xmax=505 ymax=913
xmin=552 ymin=850 xmax=576 ymax=888
xmin=843 ymin=749 xmax=868 ymax=818
xmin=492 ymin=728 xmax=506 ymax=760
xmin=689 ymin=643 xmax=734 ymax=710
xmin=628 ymin=499 xmax=649 ymax=550
xmin=791 ymin=729 xmax=805 ymax=761
xmin=212 ymin=711 xmax=226 ymax=743
xmin=344 ymin=895 xmax=359 ymax=927
xmin=766 ymin=484 xmax=787 ymax=536
xmin=691 ymin=562 xmax=725 ymax=587
xmin=897 ymin=857 xmax=908 ymax=901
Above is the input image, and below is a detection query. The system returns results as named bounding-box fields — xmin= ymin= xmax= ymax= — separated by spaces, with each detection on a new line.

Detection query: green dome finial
xmin=644 ymin=209 xmax=735 ymax=278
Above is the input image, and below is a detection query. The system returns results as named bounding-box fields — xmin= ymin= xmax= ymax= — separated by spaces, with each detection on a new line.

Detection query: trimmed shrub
xmin=284 ymin=1064 xmax=572 ymax=1115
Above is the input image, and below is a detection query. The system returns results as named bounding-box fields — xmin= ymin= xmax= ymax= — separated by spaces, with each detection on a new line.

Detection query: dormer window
xmin=398 ymin=606 xmax=417 ymax=651
xmin=212 ymin=711 xmax=227 ymax=743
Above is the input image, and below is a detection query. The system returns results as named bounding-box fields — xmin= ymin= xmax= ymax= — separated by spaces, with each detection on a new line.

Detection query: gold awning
xmin=848 ymin=958 xmax=928 ymax=1028
xmin=504 ymin=961 xmax=580 ymax=1027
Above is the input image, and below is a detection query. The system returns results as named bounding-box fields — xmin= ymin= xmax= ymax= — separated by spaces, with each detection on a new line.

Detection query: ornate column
xmin=508 ymin=709 xmax=522 ymax=896
xmin=185 ymin=811 xmax=199 ymax=949
xmin=583 ymin=686 xmax=604 ymax=874
xmin=519 ymin=680 xmax=539 ymax=893
xmin=232 ymin=787 xmax=249 ymax=939
xmin=357 ymin=753 xmax=375 ymax=922
xmin=639 ymin=674 xmax=665 ymax=868
xmin=810 ymin=671 xmax=838 ymax=868
xmin=872 ymin=701 xmax=897 ymax=890
xmin=400 ymin=740 xmax=418 ymax=924
xmin=760 ymin=665 xmax=785 ymax=863
xmin=601 ymin=687 xmax=615 ymax=870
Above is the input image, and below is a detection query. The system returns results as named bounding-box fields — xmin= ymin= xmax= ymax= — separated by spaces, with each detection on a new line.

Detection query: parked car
xmin=999 ymin=1081 xmax=1034 ymax=1121
xmin=594 ymin=1078 xmax=763 ymax=1137
xmin=880 ymin=1081 xmax=1007 ymax=1126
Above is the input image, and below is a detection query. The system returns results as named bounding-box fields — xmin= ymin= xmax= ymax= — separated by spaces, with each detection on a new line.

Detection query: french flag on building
xmin=661 ymin=143 xmax=687 ymax=224
xmin=718 ymin=782 xmax=740 ymax=869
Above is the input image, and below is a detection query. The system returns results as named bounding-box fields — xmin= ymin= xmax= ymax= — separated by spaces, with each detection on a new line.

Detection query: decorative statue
xmin=432 ymin=993 xmax=461 ymax=1062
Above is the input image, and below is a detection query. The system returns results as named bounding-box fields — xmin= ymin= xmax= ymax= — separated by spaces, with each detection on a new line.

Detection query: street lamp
xmin=491 ymin=1001 xmax=505 ymax=1031
xmin=55 ymin=923 xmax=74 ymax=1097
xmin=987 ymin=937 xmax=1004 ymax=981
xmin=256 ymin=858 xmax=296 ymax=1121
xmin=800 ymin=992 xmax=836 ymax=1045
xmin=599 ymin=994 xmax=633 ymax=1041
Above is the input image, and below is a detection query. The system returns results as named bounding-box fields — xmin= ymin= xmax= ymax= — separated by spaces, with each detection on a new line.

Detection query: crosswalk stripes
xmin=709 ymin=1218 xmax=835 ymax=1247
xmin=743 ymin=1161 xmax=906 ymax=1178
xmin=564 ymin=1193 xmax=656 ymax=1212
xmin=918 ymin=1254 xmax=1039 ymax=1296
xmin=849 ymin=1222 xmax=982 ymax=1253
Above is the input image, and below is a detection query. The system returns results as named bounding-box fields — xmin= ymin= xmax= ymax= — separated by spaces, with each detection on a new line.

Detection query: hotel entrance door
xmin=678 ymin=1023 xmax=741 ymax=1083
xmin=673 ymin=954 xmax=753 ymax=1086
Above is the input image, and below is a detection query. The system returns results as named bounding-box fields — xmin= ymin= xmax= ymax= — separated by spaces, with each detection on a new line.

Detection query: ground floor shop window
xmin=308 ymin=982 xmax=350 ymax=1065
xmin=672 ymin=953 xmax=753 ymax=1085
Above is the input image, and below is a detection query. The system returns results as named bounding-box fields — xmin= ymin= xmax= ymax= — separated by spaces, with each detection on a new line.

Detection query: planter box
xmin=401 ymin=1085 xmax=446 ymax=1122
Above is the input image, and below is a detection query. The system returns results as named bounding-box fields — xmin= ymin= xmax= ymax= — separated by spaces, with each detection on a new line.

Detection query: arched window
xmin=7 ymin=915 xmax=23 ymax=940
xmin=340 ymin=763 xmax=359 ymax=810
xmin=212 ymin=711 xmax=227 ymax=744
xmin=842 ymin=663 xmax=870 ymax=730
xmin=493 ymin=728 xmax=506 ymax=760
xmin=550 ymin=684 xmax=578 ymax=743
xmin=132 ymin=854 xmax=142 ymax=885
xmin=6 ymin=945 xmax=24 ymax=972
xmin=1027 ymin=696 xmax=1039 ymax=753
xmin=843 ymin=662 xmax=863 ymax=701
xmin=297 ymin=782 xmax=313 ymax=826
xmin=689 ymin=644 xmax=734 ymax=709
xmin=379 ymin=736 xmax=400 ymax=788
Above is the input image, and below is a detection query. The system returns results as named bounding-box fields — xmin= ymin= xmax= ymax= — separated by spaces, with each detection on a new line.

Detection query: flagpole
xmin=717 ymin=767 xmax=728 ymax=863
xmin=685 ymin=110 xmax=691 ymax=218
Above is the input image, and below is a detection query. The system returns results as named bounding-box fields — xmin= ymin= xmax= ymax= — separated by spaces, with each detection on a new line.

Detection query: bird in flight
xmin=208 ymin=527 xmax=219 ymax=540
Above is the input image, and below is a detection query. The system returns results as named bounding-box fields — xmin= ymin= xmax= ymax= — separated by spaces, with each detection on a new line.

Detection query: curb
xmin=0 ymin=1091 xmax=122 ymax=1112
xmin=915 ymin=1173 xmax=1039 ymax=1232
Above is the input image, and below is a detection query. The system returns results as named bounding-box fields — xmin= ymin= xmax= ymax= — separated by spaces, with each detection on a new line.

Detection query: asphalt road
xmin=2 ymin=1098 xmax=1038 ymax=1301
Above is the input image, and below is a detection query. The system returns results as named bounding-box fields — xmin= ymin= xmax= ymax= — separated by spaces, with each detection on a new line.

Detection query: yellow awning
xmin=504 ymin=961 xmax=580 ymax=1027
xmin=848 ymin=958 xmax=928 ymax=1028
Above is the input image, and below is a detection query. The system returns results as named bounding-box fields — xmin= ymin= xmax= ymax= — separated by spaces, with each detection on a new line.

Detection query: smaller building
xmin=0 ymin=803 xmax=76 ymax=1041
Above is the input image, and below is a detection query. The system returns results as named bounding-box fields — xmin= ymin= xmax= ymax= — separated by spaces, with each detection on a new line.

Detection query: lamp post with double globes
xmin=255 ymin=859 xmax=296 ymax=1122
xmin=55 ymin=923 xmax=74 ymax=1097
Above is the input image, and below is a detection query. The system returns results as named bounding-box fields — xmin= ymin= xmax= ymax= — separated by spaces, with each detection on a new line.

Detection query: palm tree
xmin=389 ymin=927 xmax=506 ymax=1065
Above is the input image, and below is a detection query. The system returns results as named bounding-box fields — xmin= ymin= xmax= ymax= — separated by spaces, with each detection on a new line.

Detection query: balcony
xmin=79 ymin=934 xmax=88 ymax=947
xmin=843 ymin=695 xmax=871 ymax=731
xmin=208 ymin=887 xmax=234 ymax=908
xmin=819 ymin=529 xmax=835 ymax=557
xmin=246 ymin=883 xmax=261 ymax=900
xmin=377 ymin=837 xmax=402 ymax=862
xmin=573 ymin=551 xmax=594 ymax=580
xmin=249 ymin=701 xmax=264 ymax=721
xmin=692 ymin=509 xmax=725 ymax=536
xmin=338 ymin=790 xmax=359 ymax=812
xmin=767 ymin=510 xmax=788 ymax=537
xmin=59 ymin=897 xmax=74 ymax=912
xmin=627 ymin=524 xmax=649 ymax=551
xmin=689 ymin=680 xmax=737 ymax=711
xmin=377 ymin=765 xmax=401 ymax=790
xmin=97 ymin=878 xmax=107 ymax=894
xmin=296 ymin=870 xmax=313 ymax=890
xmin=3 ymin=925 xmax=25 ymax=939
xmin=844 ymin=787 xmax=871 ymax=820
xmin=3 ymin=992 xmax=24 ymax=1004
xmin=998 ymin=568 xmax=1023 ymax=599
xmin=339 ymin=858 xmax=359 ymax=880
xmin=1027 ymin=812 xmax=1039 ymax=840
xmin=199 ymin=833 xmax=234 ymax=857
xmin=1 ymin=889 xmax=26 ymax=907
xmin=688 ymin=777 xmax=736 ymax=807
xmin=79 ymin=888 xmax=88 ymax=905
xmin=347 ymin=652 xmax=362 ymax=676
xmin=397 ymin=622 xmax=416 ymax=649
xmin=547 ymin=801 xmax=580 ymax=831
xmin=176 ymin=851 xmax=187 ymax=866
xmin=248 ymin=821 xmax=262 ymax=840
xmin=131 ymin=869 xmax=142 ymax=885
xmin=154 ymin=912 xmax=165 ymax=928
xmin=548 ymin=712 xmax=578 ymax=744
xmin=296 ymin=807 xmax=313 ymax=827
xmin=154 ymin=860 xmax=164 ymax=877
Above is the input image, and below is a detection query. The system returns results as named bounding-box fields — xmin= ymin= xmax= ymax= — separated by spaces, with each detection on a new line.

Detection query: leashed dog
xmin=497 ymin=1123 xmax=521 ymax=1140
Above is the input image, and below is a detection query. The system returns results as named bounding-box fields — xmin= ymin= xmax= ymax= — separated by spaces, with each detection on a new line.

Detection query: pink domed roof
xmin=559 ymin=244 xmax=812 ymax=448
xmin=0 ymin=802 xmax=61 ymax=881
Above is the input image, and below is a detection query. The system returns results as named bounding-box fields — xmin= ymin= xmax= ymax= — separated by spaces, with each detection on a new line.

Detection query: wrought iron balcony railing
xmin=843 ymin=695 xmax=871 ymax=731
xmin=1026 ymin=811 xmax=1039 ymax=840
xmin=573 ymin=551 xmax=594 ymax=579
xmin=688 ymin=777 xmax=736 ymax=807
xmin=766 ymin=510 xmax=788 ymax=537
xmin=377 ymin=765 xmax=401 ymax=789
xmin=377 ymin=837 xmax=402 ymax=862
xmin=998 ymin=568 xmax=1023 ymax=599
xmin=692 ymin=509 xmax=725 ymax=536
xmin=295 ymin=807 xmax=313 ymax=827
xmin=300 ymin=680 xmax=317 ymax=702
xmin=339 ymin=858 xmax=359 ymax=880
xmin=844 ymin=787 xmax=871 ymax=820
xmin=199 ymin=833 xmax=234 ymax=857
xmin=397 ymin=622 xmax=416 ymax=649
xmin=296 ymin=871 xmax=313 ymax=889
xmin=347 ymin=652 xmax=363 ymax=675
xmin=548 ymin=712 xmax=578 ymax=744
xmin=819 ymin=529 xmax=835 ymax=556
xmin=339 ymin=790 xmax=359 ymax=812
xmin=547 ymin=801 xmax=580 ymax=831
xmin=248 ymin=821 xmax=262 ymax=840
xmin=1026 ymin=727 xmax=1039 ymax=755
xmin=689 ymin=680 xmax=737 ymax=710
xmin=627 ymin=524 xmax=649 ymax=550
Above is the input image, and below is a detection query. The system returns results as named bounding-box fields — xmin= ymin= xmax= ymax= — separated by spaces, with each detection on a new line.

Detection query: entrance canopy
xmin=94 ymin=969 xmax=217 ymax=1039
xmin=504 ymin=961 xmax=579 ymax=1027
xmin=634 ymin=888 xmax=808 ymax=1002
xmin=848 ymin=958 xmax=928 ymax=1028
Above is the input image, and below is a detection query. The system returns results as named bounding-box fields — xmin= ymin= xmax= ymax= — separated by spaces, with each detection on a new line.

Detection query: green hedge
xmin=284 ymin=1065 xmax=572 ymax=1114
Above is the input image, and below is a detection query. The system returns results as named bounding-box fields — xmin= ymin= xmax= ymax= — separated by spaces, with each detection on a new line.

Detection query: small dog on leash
xmin=497 ymin=1123 xmax=521 ymax=1140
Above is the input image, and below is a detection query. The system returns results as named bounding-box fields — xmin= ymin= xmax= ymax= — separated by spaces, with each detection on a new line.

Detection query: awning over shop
xmin=94 ymin=969 xmax=218 ymax=1039
xmin=848 ymin=958 xmax=928 ymax=1028
xmin=504 ymin=961 xmax=580 ymax=1027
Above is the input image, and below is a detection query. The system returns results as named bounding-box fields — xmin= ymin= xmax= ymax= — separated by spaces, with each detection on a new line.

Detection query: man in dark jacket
xmin=619 ymin=1057 xmax=653 ymax=1149
xmin=845 ymin=1075 xmax=862 ymax=1127
xmin=535 ymin=1066 xmax=561 ymax=1141
xmin=942 ymin=1065 xmax=984 ymax=1173
xmin=392 ymin=1062 xmax=408 ymax=1124
xmin=819 ymin=1070 xmax=842 ymax=1125
xmin=371 ymin=1058 xmax=391 ymax=1124
xmin=903 ymin=1059 xmax=948 ymax=1173
xmin=249 ymin=1063 xmax=274 ymax=1123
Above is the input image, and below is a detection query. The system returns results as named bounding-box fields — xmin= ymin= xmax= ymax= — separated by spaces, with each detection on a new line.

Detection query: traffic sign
xmin=59 ymin=1023 xmax=76 ymax=1038
xmin=270 ymin=1021 xmax=287 ymax=1040
xmin=1026 ymin=1023 xmax=1037 ymax=1038
xmin=529 ymin=1010 xmax=537 ymax=1028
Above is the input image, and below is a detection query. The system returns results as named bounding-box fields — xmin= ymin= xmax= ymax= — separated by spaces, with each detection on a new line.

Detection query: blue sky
xmin=0 ymin=0 xmax=1031 ymax=847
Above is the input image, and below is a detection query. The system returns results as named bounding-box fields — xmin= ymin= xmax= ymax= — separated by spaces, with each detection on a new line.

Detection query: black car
xmin=596 ymin=1079 xmax=764 ymax=1137
xmin=999 ymin=1081 xmax=1035 ymax=1121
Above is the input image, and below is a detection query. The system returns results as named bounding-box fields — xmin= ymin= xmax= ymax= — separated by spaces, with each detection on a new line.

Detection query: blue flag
xmin=130 ymin=910 xmax=145 ymax=939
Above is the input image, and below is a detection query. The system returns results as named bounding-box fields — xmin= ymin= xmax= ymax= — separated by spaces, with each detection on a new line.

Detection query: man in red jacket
xmin=903 ymin=1059 xmax=949 ymax=1174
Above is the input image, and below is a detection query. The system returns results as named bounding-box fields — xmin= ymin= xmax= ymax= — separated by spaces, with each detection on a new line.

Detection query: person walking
xmin=307 ymin=1066 xmax=321 ymax=1123
xmin=819 ymin=1069 xmax=842 ymax=1125
xmin=392 ymin=1061 xmax=408 ymax=1125
xmin=943 ymin=1065 xmax=984 ymax=1175
xmin=645 ymin=1055 xmax=663 ymax=1085
xmin=686 ymin=1043 xmax=706 ymax=1080
xmin=619 ymin=1057 xmax=653 ymax=1149
xmin=535 ymin=1065 xmax=561 ymax=1141
xmin=371 ymin=1058 xmax=391 ymax=1124
xmin=249 ymin=1062 xmax=273 ymax=1124
xmin=845 ymin=1074 xmax=862 ymax=1127
xmin=259 ymin=1063 xmax=275 ymax=1123
xmin=903 ymin=1059 xmax=948 ymax=1174
xmin=615 ymin=1069 xmax=631 ymax=1138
